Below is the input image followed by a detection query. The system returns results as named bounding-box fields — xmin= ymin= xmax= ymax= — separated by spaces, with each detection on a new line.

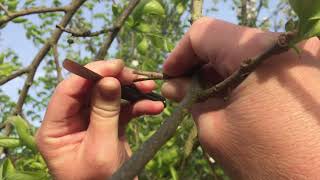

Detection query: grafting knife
xmin=63 ymin=59 xmax=166 ymax=105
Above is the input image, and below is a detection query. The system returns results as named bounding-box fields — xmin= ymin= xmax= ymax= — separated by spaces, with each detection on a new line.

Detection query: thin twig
xmin=252 ymin=0 xmax=264 ymax=26
xmin=110 ymin=74 xmax=203 ymax=180
xmin=0 ymin=6 xmax=67 ymax=26
xmin=0 ymin=3 xmax=10 ymax=16
xmin=56 ymin=24 xmax=116 ymax=37
xmin=95 ymin=0 xmax=141 ymax=60
xmin=0 ymin=67 xmax=30 ymax=86
xmin=52 ymin=44 xmax=63 ymax=82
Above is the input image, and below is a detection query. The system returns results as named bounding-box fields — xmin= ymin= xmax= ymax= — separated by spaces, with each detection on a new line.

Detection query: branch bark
xmin=199 ymin=32 xmax=294 ymax=100
xmin=14 ymin=0 xmax=87 ymax=116
xmin=0 ymin=67 xmax=30 ymax=86
xmin=110 ymin=74 xmax=203 ymax=180
xmin=0 ymin=6 xmax=67 ymax=26
xmin=52 ymin=44 xmax=63 ymax=82
xmin=95 ymin=0 xmax=141 ymax=60
xmin=239 ymin=0 xmax=248 ymax=26
xmin=191 ymin=0 xmax=203 ymax=23
xmin=56 ymin=24 xmax=116 ymax=37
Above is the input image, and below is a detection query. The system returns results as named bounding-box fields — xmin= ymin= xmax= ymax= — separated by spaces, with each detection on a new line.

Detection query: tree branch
xmin=191 ymin=0 xmax=203 ymax=23
xmin=199 ymin=32 xmax=294 ymax=101
xmin=0 ymin=6 xmax=67 ymax=26
xmin=95 ymin=0 xmax=141 ymax=60
xmin=110 ymin=74 xmax=203 ymax=180
xmin=56 ymin=24 xmax=116 ymax=37
xmin=0 ymin=67 xmax=30 ymax=86
xmin=52 ymin=44 xmax=63 ymax=82
xmin=14 ymin=0 xmax=87 ymax=116
xmin=240 ymin=0 xmax=248 ymax=26
xmin=252 ymin=0 xmax=264 ymax=26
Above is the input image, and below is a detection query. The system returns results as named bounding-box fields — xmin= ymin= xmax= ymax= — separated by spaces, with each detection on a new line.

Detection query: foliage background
xmin=0 ymin=0 xmax=295 ymax=179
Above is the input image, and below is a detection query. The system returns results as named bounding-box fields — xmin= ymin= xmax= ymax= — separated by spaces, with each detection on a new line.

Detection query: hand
xmin=161 ymin=17 xmax=320 ymax=179
xmin=36 ymin=60 xmax=164 ymax=180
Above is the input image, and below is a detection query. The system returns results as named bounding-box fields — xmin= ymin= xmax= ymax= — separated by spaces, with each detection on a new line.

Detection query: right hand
xmin=161 ymin=17 xmax=320 ymax=180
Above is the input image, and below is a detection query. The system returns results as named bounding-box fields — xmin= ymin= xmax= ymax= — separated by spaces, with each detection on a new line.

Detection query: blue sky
xmin=0 ymin=0 xmax=279 ymax=121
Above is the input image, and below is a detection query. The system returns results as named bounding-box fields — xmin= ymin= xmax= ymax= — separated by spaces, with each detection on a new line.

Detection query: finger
xmin=163 ymin=17 xmax=277 ymax=77
xmin=119 ymin=100 xmax=164 ymax=125
xmin=118 ymin=67 xmax=157 ymax=93
xmin=42 ymin=60 xmax=124 ymax=132
xmin=163 ymin=31 xmax=204 ymax=77
xmin=86 ymin=77 xmax=122 ymax=146
xmin=161 ymin=78 xmax=191 ymax=102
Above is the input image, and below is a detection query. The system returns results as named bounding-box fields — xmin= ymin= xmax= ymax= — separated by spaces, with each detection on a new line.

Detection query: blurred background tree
xmin=0 ymin=0 xmax=295 ymax=179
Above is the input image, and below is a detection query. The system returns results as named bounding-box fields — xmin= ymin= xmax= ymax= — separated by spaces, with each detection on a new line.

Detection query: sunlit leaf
xmin=289 ymin=0 xmax=320 ymax=41
xmin=143 ymin=0 xmax=165 ymax=17
xmin=7 ymin=116 xmax=37 ymax=152
xmin=12 ymin=18 xmax=28 ymax=24
xmin=5 ymin=171 xmax=48 ymax=180
xmin=2 ymin=158 xmax=15 ymax=179
xmin=169 ymin=165 xmax=179 ymax=180
xmin=137 ymin=37 xmax=149 ymax=55
xmin=0 ymin=137 xmax=21 ymax=148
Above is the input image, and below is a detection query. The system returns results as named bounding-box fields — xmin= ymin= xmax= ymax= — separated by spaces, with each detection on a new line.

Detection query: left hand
xmin=36 ymin=59 xmax=164 ymax=180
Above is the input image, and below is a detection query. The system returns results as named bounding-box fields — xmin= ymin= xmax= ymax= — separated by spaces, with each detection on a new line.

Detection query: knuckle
xmin=91 ymin=105 xmax=120 ymax=119
xmin=191 ymin=16 xmax=215 ymax=30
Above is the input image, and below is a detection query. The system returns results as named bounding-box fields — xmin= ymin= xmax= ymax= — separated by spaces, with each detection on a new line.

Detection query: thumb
xmin=87 ymin=77 xmax=121 ymax=144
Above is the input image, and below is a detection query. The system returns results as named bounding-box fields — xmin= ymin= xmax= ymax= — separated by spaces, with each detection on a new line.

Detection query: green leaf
xmin=7 ymin=116 xmax=37 ymax=152
xmin=136 ymin=23 xmax=152 ymax=33
xmin=112 ymin=4 xmax=120 ymax=17
xmin=289 ymin=0 xmax=320 ymax=40
xmin=0 ymin=137 xmax=21 ymax=148
xmin=143 ymin=0 xmax=165 ymax=17
xmin=2 ymin=158 xmax=15 ymax=179
xmin=285 ymin=19 xmax=298 ymax=32
xmin=12 ymin=18 xmax=28 ymax=24
xmin=176 ymin=3 xmax=185 ymax=15
xmin=0 ymin=63 xmax=19 ymax=77
xmin=4 ymin=171 xmax=48 ymax=180
xmin=7 ymin=1 xmax=18 ymax=11
xmin=137 ymin=37 xmax=149 ymax=55
xmin=0 ymin=53 xmax=5 ymax=64
xmin=169 ymin=165 xmax=179 ymax=180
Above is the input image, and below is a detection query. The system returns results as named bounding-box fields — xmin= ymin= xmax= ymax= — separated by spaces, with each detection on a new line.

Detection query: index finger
xmin=163 ymin=31 xmax=204 ymax=77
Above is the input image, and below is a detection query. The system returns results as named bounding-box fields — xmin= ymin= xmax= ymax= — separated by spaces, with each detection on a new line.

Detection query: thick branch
xmin=199 ymin=32 xmax=294 ymax=100
xmin=191 ymin=0 xmax=203 ymax=23
xmin=110 ymin=74 xmax=203 ymax=180
xmin=240 ymin=0 xmax=248 ymax=26
xmin=56 ymin=24 xmax=116 ymax=37
xmin=95 ymin=0 xmax=141 ymax=60
xmin=0 ymin=6 xmax=67 ymax=26
xmin=0 ymin=67 xmax=30 ymax=86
